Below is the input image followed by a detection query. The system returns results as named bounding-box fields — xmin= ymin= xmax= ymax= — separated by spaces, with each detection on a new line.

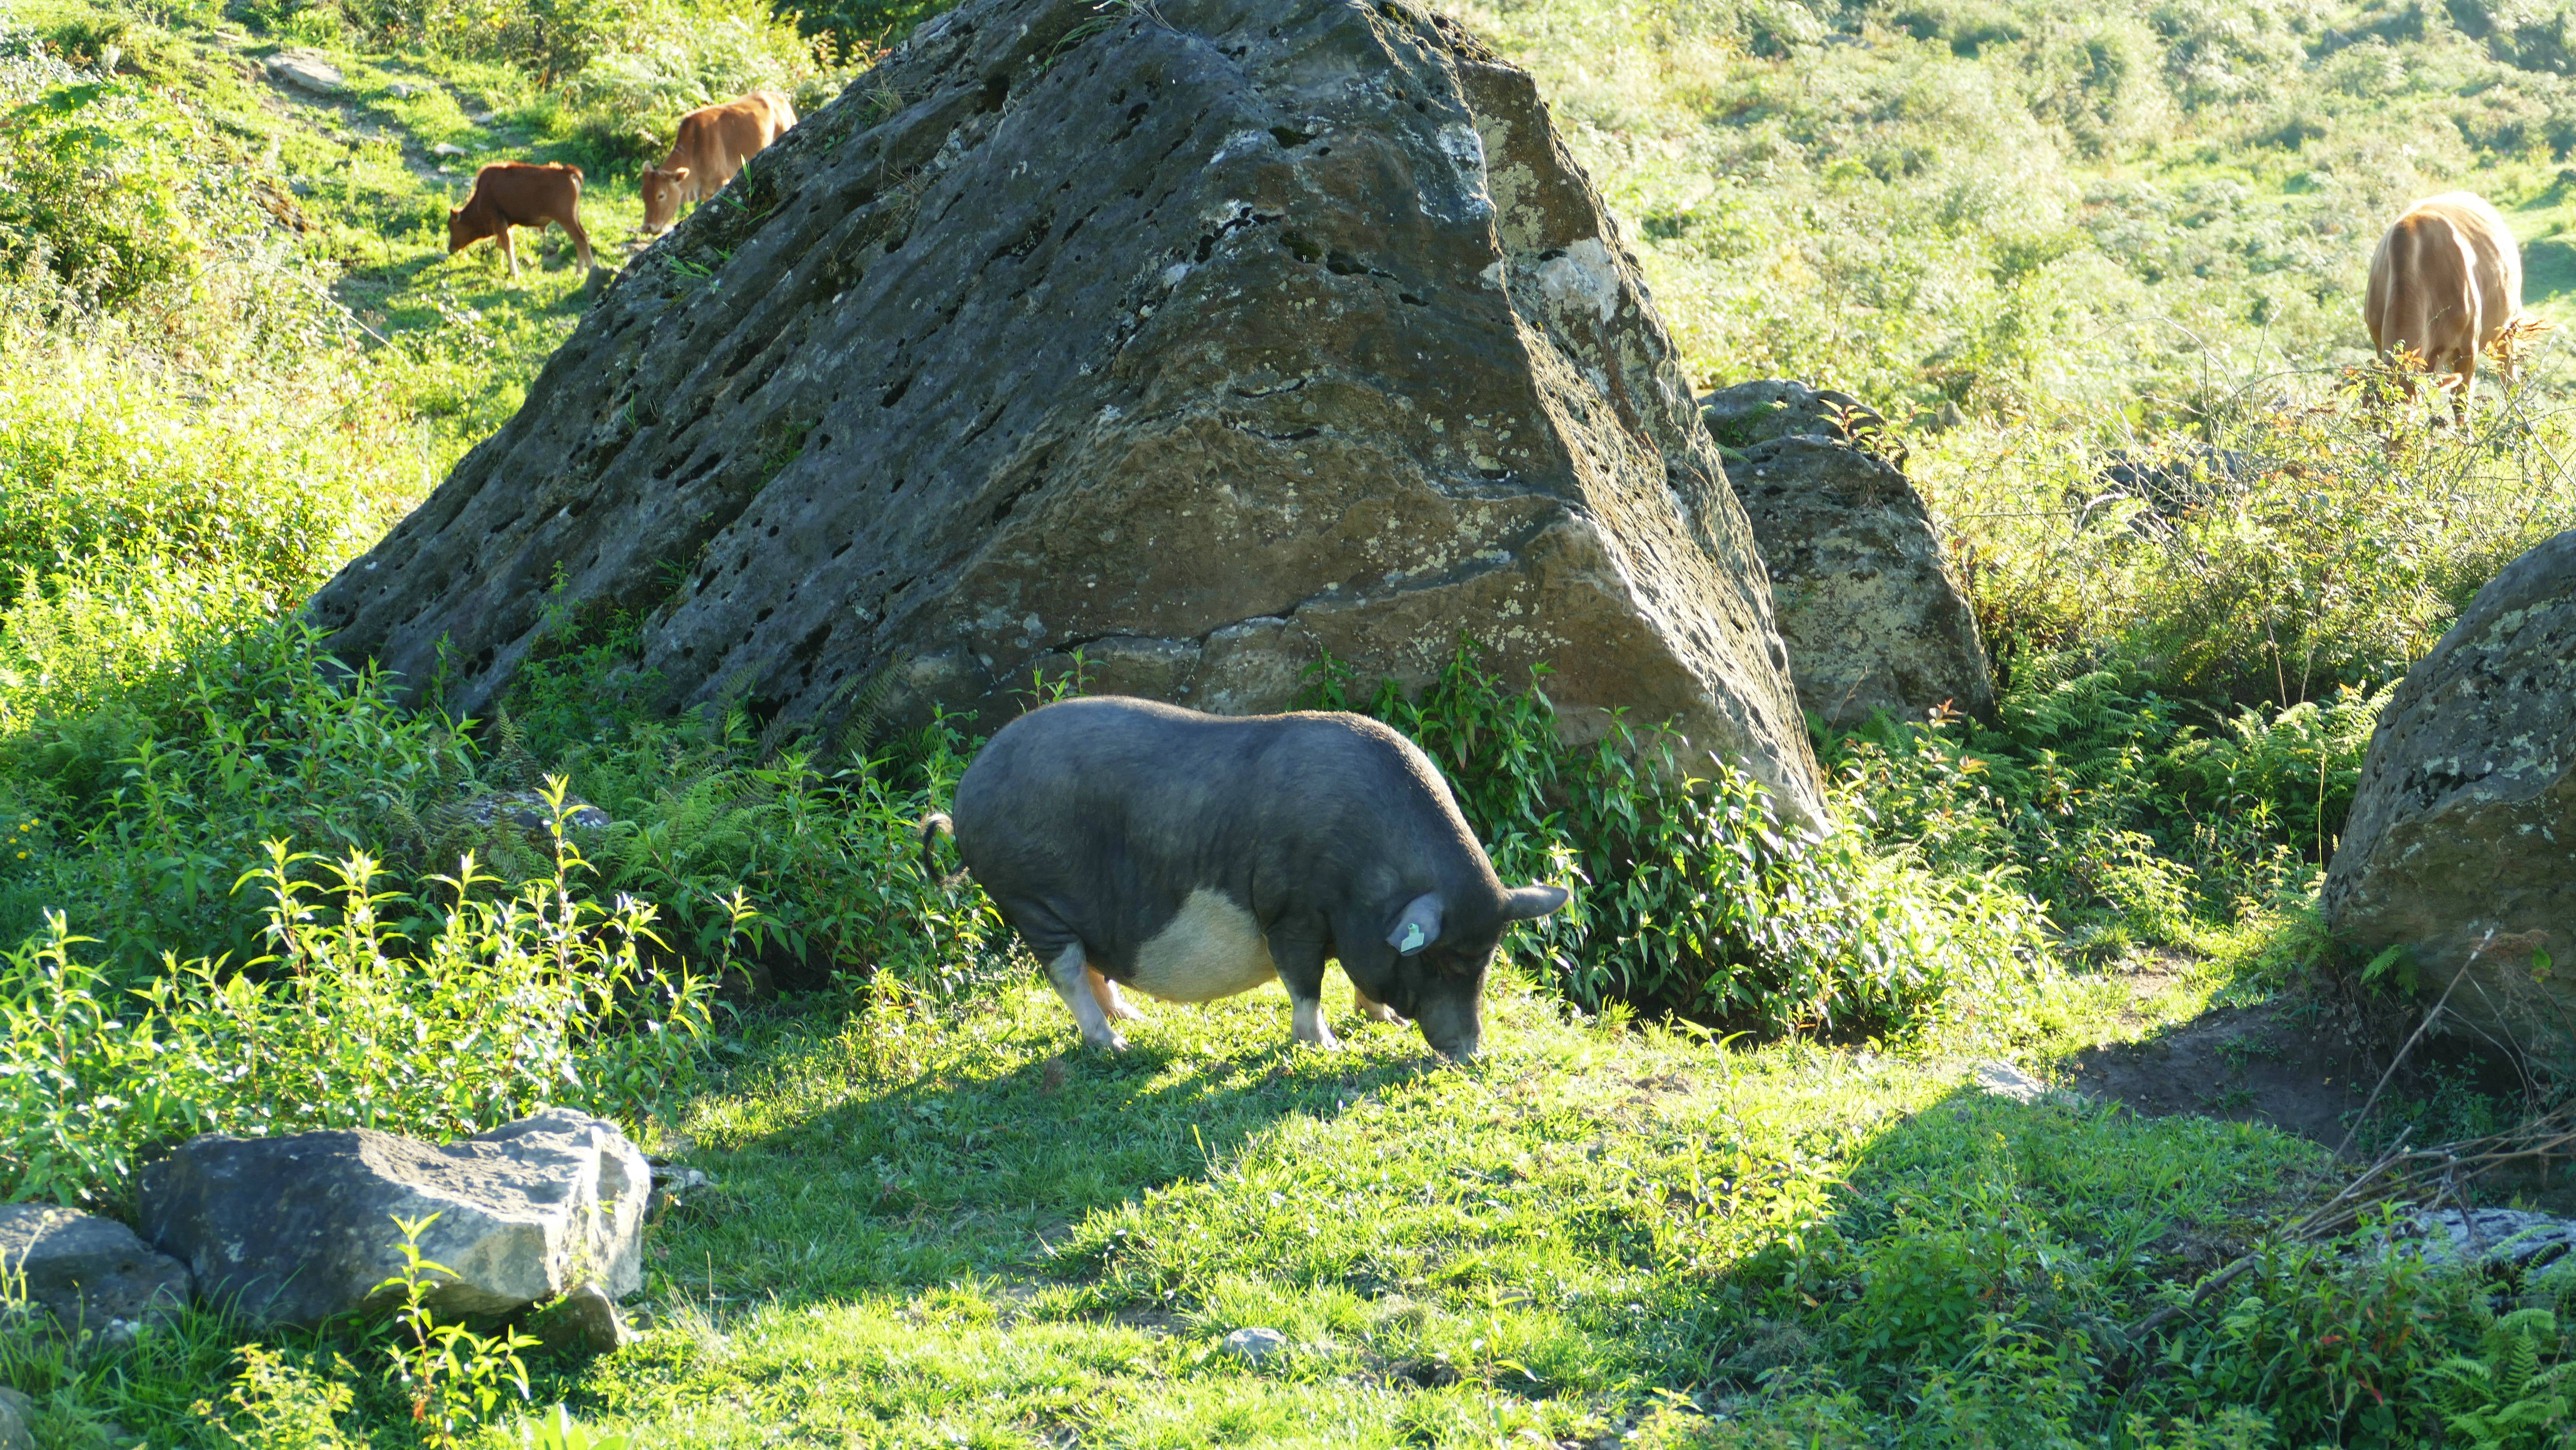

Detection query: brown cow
xmin=447 ymin=161 xmax=594 ymax=279
xmin=639 ymin=90 xmax=798 ymax=235
xmin=2365 ymin=191 xmax=2532 ymax=416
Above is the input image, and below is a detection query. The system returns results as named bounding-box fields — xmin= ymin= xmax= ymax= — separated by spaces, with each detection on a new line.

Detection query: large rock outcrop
xmin=138 ymin=1109 xmax=650 ymax=1328
xmin=2324 ymin=529 xmax=2576 ymax=1039
xmin=306 ymin=0 xmax=1824 ymax=826
xmin=1701 ymin=381 xmax=1995 ymax=728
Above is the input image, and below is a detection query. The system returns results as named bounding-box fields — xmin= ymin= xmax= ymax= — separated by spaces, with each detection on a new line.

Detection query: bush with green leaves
xmin=1307 ymin=644 xmax=2056 ymax=1038
xmin=1827 ymin=652 xmax=2388 ymax=951
xmin=0 ymin=806 xmax=714 ymax=1210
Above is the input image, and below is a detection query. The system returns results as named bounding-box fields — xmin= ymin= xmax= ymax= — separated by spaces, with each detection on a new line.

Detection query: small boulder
xmin=265 ymin=48 xmax=344 ymax=96
xmin=0 ymin=1203 xmax=191 ymax=1340
xmin=2407 ymin=1207 xmax=2576 ymax=1266
xmin=431 ymin=141 xmax=467 ymax=159
xmin=139 ymin=1107 xmax=651 ymax=1329
xmin=1971 ymin=1062 xmax=2047 ymax=1104
xmin=1223 ymin=1326 xmax=1289 ymax=1362
xmin=2072 ymin=446 xmax=2249 ymax=533
xmin=0 ymin=1389 xmax=32 ymax=1450
xmin=529 ymin=1282 xmax=631 ymax=1357
xmin=2323 ymin=529 xmax=2576 ymax=1042
xmin=434 ymin=789 xmax=611 ymax=837
xmin=1702 ymin=380 xmax=1996 ymax=729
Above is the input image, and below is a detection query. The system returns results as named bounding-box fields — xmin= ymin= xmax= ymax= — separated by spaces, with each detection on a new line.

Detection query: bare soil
xmin=2066 ymin=983 xmax=2383 ymax=1154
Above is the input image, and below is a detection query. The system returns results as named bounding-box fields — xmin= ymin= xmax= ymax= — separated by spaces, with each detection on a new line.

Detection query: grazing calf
xmin=447 ymin=161 xmax=594 ymax=279
xmin=639 ymin=90 xmax=798 ymax=235
xmin=2366 ymin=191 xmax=2533 ymax=417
xmin=922 ymin=697 xmax=1568 ymax=1059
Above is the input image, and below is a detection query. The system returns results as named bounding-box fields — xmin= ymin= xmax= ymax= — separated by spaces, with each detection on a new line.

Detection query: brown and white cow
xmin=2365 ymin=191 xmax=2533 ymax=415
xmin=448 ymin=161 xmax=595 ymax=279
xmin=639 ymin=90 xmax=798 ymax=235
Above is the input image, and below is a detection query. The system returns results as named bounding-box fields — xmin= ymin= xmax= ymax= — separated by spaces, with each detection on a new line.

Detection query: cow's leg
xmin=1351 ymin=980 xmax=1406 ymax=1025
xmin=562 ymin=211 xmax=596 ymax=273
xmin=1087 ymin=967 xmax=1145 ymax=1022
xmin=1046 ymin=943 xmax=1127 ymax=1052
xmin=495 ymin=225 xmax=519 ymax=279
xmin=1271 ymin=930 xmax=1339 ymax=1050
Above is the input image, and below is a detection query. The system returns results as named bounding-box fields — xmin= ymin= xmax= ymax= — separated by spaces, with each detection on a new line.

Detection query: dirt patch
xmin=2067 ymin=997 xmax=2381 ymax=1152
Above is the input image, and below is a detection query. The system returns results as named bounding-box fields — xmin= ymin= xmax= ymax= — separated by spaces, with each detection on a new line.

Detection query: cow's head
xmin=639 ymin=165 xmax=691 ymax=235
xmin=1353 ymin=883 xmax=1569 ymax=1060
xmin=445 ymin=205 xmax=470 ymax=254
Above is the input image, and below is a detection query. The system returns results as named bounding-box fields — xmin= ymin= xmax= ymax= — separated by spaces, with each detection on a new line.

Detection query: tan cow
xmin=639 ymin=90 xmax=798 ymax=235
xmin=2365 ymin=191 xmax=2534 ymax=415
xmin=448 ymin=161 xmax=594 ymax=279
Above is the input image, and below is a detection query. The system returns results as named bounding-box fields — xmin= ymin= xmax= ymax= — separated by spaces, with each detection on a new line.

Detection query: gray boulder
xmin=306 ymin=0 xmax=1826 ymax=829
xmin=265 ymin=49 xmax=344 ymax=95
xmin=1702 ymin=380 xmax=1995 ymax=729
xmin=2325 ymin=529 xmax=2576 ymax=1041
xmin=138 ymin=1108 xmax=650 ymax=1329
xmin=0 ymin=1203 xmax=191 ymax=1341
xmin=0 ymin=1389 xmax=30 ymax=1450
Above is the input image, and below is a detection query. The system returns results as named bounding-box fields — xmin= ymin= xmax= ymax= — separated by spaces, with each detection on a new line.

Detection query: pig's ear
xmin=1385 ymin=892 xmax=1444 ymax=955
xmin=1502 ymin=884 xmax=1570 ymax=920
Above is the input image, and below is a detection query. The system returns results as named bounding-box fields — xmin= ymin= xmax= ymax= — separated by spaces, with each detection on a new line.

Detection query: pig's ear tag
xmin=1386 ymin=893 xmax=1444 ymax=956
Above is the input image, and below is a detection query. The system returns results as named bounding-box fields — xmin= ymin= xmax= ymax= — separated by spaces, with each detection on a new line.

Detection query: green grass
xmin=26 ymin=962 xmax=2389 ymax=1447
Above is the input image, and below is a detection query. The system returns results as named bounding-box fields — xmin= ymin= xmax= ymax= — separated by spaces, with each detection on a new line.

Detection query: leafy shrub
xmin=1829 ymin=653 xmax=2383 ymax=946
xmin=0 ymin=810 xmax=713 ymax=1211
xmin=0 ymin=78 xmax=217 ymax=311
xmin=2155 ymin=1227 xmax=2499 ymax=1445
xmin=1310 ymin=644 xmax=2057 ymax=1037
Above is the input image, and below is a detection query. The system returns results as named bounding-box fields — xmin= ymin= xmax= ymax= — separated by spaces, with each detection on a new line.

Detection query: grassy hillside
xmin=4 ymin=0 xmax=2576 ymax=1442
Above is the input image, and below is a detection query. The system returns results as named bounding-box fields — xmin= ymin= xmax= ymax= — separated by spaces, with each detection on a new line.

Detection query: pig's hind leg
xmin=1046 ymin=943 xmax=1128 ymax=1052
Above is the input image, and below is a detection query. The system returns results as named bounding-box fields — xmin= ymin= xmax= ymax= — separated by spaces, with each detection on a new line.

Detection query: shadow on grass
xmin=644 ymin=993 xmax=1450 ymax=1313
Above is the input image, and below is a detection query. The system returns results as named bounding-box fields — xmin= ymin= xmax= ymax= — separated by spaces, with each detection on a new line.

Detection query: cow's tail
xmin=917 ymin=813 xmax=960 ymax=888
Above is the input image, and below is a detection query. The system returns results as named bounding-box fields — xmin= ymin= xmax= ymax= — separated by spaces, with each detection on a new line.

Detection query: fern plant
xmin=2433 ymin=1307 xmax=2576 ymax=1450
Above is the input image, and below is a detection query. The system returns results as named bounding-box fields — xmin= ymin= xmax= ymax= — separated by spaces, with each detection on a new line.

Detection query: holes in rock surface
xmin=978 ymin=73 xmax=1009 ymax=113
xmin=1538 ymin=248 xmax=1566 ymax=262
xmin=790 ymin=620 xmax=832 ymax=664
xmin=767 ymin=524 xmax=782 ymax=538
xmin=881 ymin=374 xmax=914 ymax=407
xmin=890 ymin=475 xmax=908 ymax=494
xmin=756 ymin=606 xmax=776 ymax=623
xmin=1279 ymin=231 xmax=1323 ymax=263
xmin=1400 ymin=292 xmax=1427 ymax=306
xmin=1271 ymin=125 xmax=1314 ymax=146
xmin=831 ymin=540 xmax=854 ymax=559
xmin=1326 ymin=250 xmax=1366 ymax=275
xmin=1479 ymin=467 xmax=1509 ymax=479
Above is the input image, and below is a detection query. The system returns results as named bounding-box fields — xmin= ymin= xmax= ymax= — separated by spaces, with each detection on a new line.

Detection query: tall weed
xmin=0 ymin=800 xmax=712 ymax=1212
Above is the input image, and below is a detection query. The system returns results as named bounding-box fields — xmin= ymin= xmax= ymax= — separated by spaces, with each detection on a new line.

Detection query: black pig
xmin=922 ymin=696 xmax=1568 ymax=1057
